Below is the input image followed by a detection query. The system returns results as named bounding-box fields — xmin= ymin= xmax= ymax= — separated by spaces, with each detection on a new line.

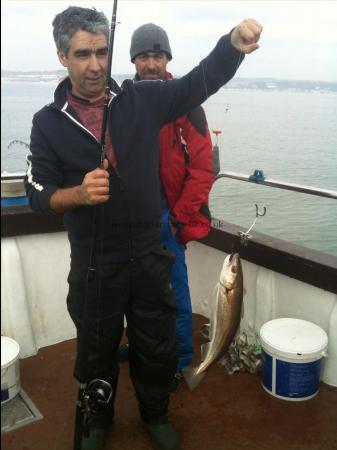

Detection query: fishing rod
xmin=99 ymin=0 xmax=118 ymax=166
xmin=73 ymin=1 xmax=119 ymax=449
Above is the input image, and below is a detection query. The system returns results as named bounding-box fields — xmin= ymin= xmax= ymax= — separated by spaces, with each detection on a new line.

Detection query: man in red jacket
xmin=123 ymin=23 xmax=215 ymax=389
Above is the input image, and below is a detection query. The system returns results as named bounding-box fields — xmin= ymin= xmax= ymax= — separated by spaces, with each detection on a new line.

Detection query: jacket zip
xmin=55 ymin=97 xmax=135 ymax=259
xmin=57 ymin=99 xmax=125 ymax=195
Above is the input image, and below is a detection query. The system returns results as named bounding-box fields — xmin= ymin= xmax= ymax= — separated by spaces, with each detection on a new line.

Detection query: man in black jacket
xmin=25 ymin=6 xmax=262 ymax=450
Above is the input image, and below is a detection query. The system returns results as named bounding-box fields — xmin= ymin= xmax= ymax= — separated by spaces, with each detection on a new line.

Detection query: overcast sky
xmin=2 ymin=0 xmax=337 ymax=81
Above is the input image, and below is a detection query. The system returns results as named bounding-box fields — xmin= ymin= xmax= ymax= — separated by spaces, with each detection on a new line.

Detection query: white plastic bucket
xmin=1 ymin=336 xmax=21 ymax=403
xmin=260 ymin=318 xmax=328 ymax=401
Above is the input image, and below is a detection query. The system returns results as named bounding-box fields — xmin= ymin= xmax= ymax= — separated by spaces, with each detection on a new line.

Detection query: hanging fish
xmin=183 ymin=253 xmax=244 ymax=389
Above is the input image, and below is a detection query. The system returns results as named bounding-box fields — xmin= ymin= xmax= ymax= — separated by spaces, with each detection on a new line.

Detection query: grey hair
xmin=52 ymin=6 xmax=109 ymax=55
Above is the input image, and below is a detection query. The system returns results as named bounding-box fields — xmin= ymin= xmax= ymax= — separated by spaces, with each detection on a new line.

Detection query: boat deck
xmin=2 ymin=314 xmax=337 ymax=450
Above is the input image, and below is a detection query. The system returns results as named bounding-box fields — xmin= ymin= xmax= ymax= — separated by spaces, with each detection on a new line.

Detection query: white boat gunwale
xmin=2 ymin=203 xmax=337 ymax=295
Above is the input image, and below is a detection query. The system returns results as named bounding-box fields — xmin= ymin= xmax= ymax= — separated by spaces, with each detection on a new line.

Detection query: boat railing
xmin=1 ymin=170 xmax=336 ymax=294
xmin=215 ymin=169 xmax=337 ymax=200
xmin=1 ymin=172 xmax=26 ymax=181
xmin=2 ymin=169 xmax=337 ymax=199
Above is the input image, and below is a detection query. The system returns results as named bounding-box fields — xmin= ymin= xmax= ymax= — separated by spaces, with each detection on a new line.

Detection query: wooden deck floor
xmin=2 ymin=314 xmax=337 ymax=450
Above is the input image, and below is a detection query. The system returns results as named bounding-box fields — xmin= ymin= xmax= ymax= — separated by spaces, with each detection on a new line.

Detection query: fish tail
xmin=182 ymin=365 xmax=206 ymax=390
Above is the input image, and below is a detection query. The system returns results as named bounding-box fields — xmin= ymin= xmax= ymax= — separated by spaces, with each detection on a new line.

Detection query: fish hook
xmin=255 ymin=203 xmax=266 ymax=218
xmin=238 ymin=204 xmax=267 ymax=246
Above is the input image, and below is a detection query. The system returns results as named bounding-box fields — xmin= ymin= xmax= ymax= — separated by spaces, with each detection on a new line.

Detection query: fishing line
xmin=230 ymin=238 xmax=236 ymax=256
xmin=230 ymin=47 xmax=244 ymax=258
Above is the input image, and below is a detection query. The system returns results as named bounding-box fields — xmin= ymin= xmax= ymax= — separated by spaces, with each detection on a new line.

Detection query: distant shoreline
xmin=2 ymin=71 xmax=337 ymax=93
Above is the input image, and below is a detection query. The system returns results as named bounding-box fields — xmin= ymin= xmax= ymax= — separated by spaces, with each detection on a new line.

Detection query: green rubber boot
xmin=81 ymin=421 xmax=108 ymax=450
xmin=81 ymin=408 xmax=113 ymax=450
xmin=145 ymin=421 xmax=181 ymax=450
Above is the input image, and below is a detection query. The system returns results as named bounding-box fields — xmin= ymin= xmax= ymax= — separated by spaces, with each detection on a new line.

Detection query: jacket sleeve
xmin=24 ymin=111 xmax=64 ymax=214
xmin=133 ymin=32 xmax=243 ymax=126
xmin=171 ymin=108 xmax=214 ymax=224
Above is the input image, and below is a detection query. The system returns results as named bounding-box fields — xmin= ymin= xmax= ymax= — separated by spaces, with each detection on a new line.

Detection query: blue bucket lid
xmin=1 ymin=196 xmax=28 ymax=206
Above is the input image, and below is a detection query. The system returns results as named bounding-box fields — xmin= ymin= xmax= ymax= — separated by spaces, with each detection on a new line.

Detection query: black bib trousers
xmin=66 ymin=248 xmax=177 ymax=424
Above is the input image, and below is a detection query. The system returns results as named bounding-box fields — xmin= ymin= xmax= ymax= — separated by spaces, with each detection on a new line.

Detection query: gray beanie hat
xmin=130 ymin=23 xmax=172 ymax=62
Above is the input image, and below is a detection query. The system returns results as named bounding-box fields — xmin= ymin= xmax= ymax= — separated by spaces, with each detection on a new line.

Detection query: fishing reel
xmin=82 ymin=379 xmax=113 ymax=418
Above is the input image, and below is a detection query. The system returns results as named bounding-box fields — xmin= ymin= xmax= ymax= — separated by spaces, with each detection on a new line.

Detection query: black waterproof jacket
xmin=25 ymin=33 xmax=242 ymax=263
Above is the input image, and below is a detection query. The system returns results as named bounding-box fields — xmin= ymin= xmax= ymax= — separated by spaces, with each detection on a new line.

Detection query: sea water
xmin=204 ymin=90 xmax=337 ymax=257
xmin=1 ymin=81 xmax=337 ymax=257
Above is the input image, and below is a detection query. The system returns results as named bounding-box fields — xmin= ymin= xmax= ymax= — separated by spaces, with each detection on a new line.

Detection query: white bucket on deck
xmin=1 ymin=336 xmax=21 ymax=403
xmin=260 ymin=318 xmax=328 ymax=401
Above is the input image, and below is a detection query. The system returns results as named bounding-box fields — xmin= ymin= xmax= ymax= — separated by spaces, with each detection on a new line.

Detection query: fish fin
xmin=201 ymin=342 xmax=210 ymax=361
xmin=182 ymin=365 xmax=206 ymax=390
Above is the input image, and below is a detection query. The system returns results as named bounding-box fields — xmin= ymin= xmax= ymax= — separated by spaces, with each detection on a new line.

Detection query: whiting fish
xmin=183 ymin=253 xmax=244 ymax=389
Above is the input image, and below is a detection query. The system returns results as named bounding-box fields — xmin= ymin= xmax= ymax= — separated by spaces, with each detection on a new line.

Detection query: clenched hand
xmin=231 ymin=18 xmax=263 ymax=54
xmin=50 ymin=159 xmax=110 ymax=213
xmin=80 ymin=159 xmax=110 ymax=205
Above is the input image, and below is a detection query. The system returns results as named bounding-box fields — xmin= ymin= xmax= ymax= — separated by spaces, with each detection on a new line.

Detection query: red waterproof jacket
xmin=159 ymin=72 xmax=215 ymax=245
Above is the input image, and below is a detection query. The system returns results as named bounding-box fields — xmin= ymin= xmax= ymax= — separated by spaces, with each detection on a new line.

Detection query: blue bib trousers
xmin=161 ymin=209 xmax=194 ymax=372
